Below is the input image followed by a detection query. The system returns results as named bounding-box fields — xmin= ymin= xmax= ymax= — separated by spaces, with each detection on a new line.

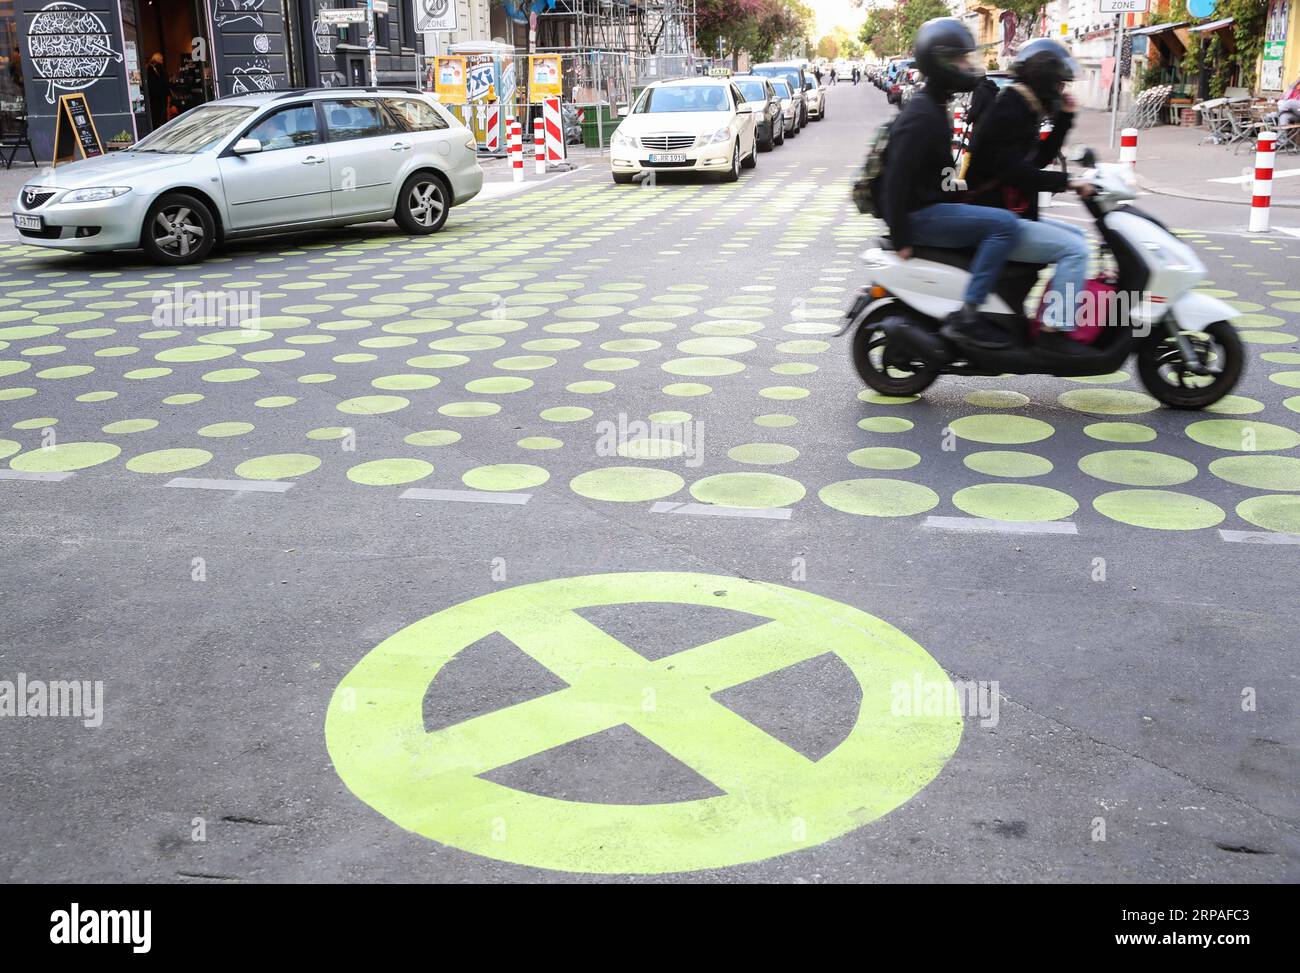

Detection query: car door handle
xmin=390 ymin=142 xmax=412 ymax=151
xmin=302 ymin=155 xmax=325 ymax=165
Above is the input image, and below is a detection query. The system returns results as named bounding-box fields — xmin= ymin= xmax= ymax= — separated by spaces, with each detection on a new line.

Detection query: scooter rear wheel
xmin=851 ymin=315 xmax=939 ymax=396
xmin=1137 ymin=321 xmax=1244 ymax=410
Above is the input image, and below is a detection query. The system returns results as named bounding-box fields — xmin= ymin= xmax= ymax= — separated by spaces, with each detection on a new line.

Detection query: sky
xmin=807 ymin=0 xmax=871 ymax=37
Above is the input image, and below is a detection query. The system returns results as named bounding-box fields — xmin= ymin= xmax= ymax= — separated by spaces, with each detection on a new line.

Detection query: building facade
xmin=0 ymin=0 xmax=494 ymax=161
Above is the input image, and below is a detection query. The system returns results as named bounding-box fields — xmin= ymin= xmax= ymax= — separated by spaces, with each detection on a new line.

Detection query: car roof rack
xmin=217 ymin=86 xmax=423 ymax=101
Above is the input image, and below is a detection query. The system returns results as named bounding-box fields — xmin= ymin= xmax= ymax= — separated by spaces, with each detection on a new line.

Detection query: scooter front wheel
xmin=852 ymin=317 xmax=939 ymax=396
xmin=1137 ymin=320 xmax=1244 ymax=409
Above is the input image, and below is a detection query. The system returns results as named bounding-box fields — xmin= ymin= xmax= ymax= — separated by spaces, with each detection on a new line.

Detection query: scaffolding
xmin=533 ymin=0 xmax=699 ymax=106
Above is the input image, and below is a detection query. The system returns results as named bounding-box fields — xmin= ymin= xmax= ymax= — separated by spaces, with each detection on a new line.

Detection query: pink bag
xmin=1031 ymin=277 xmax=1115 ymax=344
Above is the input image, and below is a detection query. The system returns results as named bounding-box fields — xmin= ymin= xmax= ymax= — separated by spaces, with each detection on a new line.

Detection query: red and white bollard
xmin=508 ymin=118 xmax=523 ymax=183
xmin=951 ymin=106 xmax=965 ymax=161
xmin=534 ymin=116 xmax=546 ymax=175
xmin=1251 ymin=130 xmax=1277 ymax=233
xmin=1120 ymin=128 xmax=1138 ymax=171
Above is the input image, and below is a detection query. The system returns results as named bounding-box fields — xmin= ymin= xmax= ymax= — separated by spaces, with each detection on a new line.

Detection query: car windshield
xmin=635 ymin=85 xmax=730 ymax=113
xmin=132 ymin=105 xmax=256 ymax=154
xmin=771 ymin=80 xmax=791 ymax=98
xmin=735 ymin=80 xmax=766 ymax=102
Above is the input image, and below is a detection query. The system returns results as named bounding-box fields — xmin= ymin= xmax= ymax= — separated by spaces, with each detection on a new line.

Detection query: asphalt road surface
xmin=1 ymin=81 xmax=1296 ymax=883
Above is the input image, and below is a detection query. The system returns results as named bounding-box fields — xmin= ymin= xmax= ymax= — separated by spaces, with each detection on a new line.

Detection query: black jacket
xmin=965 ymin=85 xmax=1072 ymax=221
xmin=965 ymin=78 xmax=998 ymax=133
xmin=880 ymin=89 xmax=957 ymax=250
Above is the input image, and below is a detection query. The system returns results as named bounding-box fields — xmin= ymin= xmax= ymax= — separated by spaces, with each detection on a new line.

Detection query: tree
xmin=698 ymin=0 xmax=814 ymax=66
xmin=817 ymin=35 xmax=841 ymax=60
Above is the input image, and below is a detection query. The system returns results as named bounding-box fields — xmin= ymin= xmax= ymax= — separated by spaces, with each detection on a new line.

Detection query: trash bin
xmin=581 ymin=104 xmax=621 ymax=148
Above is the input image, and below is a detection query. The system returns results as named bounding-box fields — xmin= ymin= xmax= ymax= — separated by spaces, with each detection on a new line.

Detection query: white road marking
xmin=925 ymin=516 xmax=1078 ymax=535
xmin=166 ymin=477 xmax=294 ymax=493
xmin=401 ymin=487 xmax=531 ymax=505
xmin=649 ymin=501 xmax=792 ymax=520
xmin=1209 ymin=168 xmax=1300 ymax=184
xmin=1219 ymin=529 xmax=1300 ymax=544
xmin=0 ymin=470 xmax=73 ymax=481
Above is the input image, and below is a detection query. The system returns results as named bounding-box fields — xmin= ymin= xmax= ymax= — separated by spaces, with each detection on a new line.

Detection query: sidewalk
xmin=1071 ymin=108 xmax=1300 ymax=208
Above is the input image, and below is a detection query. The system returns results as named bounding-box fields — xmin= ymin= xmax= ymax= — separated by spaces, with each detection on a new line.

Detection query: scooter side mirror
xmin=1071 ymin=146 xmax=1097 ymax=168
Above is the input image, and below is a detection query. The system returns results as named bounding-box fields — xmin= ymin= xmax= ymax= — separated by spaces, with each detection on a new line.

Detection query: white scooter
xmin=841 ymin=151 xmax=1244 ymax=409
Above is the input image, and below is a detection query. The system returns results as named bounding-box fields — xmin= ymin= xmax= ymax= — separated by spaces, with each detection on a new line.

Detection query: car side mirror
xmin=233 ymin=137 xmax=262 ymax=155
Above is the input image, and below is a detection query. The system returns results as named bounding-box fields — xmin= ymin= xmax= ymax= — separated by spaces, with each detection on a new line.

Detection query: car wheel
xmin=395 ymin=172 xmax=450 ymax=234
xmin=720 ymin=142 xmax=740 ymax=183
xmin=742 ymin=137 xmax=758 ymax=169
xmin=141 ymin=192 xmax=216 ymax=265
xmin=613 ymin=171 xmax=634 ymax=185
xmin=760 ymin=124 xmax=774 ymax=151
xmin=774 ymin=122 xmax=785 ymax=146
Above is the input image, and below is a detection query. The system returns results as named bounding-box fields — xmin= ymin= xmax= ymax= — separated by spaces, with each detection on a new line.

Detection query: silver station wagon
xmin=12 ymin=87 xmax=484 ymax=265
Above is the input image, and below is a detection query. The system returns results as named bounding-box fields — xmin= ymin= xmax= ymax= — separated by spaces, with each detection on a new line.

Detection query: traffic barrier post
xmin=1250 ymin=130 xmax=1276 ymax=233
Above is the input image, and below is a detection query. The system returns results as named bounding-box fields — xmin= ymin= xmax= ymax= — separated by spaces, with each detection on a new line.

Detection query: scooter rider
xmin=881 ymin=18 xmax=1022 ymax=350
xmin=965 ymin=39 xmax=1096 ymax=356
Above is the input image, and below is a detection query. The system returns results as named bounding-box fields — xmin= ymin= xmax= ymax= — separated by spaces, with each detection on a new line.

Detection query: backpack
xmin=852 ymin=118 xmax=893 ymax=216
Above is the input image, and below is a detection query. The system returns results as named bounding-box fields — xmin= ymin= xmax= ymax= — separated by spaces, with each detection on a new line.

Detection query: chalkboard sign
xmin=53 ymin=93 xmax=105 ymax=165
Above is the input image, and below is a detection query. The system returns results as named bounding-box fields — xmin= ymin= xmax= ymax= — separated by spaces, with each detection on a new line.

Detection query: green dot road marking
xmin=325 ymin=572 xmax=962 ymax=874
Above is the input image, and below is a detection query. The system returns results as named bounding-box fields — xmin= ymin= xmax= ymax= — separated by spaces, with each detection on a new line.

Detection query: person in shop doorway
xmin=146 ymin=53 xmax=168 ymax=129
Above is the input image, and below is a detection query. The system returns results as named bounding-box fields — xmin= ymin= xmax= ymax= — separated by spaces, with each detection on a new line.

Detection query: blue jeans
xmin=906 ymin=203 xmax=1021 ymax=307
xmin=1009 ymin=217 xmax=1090 ymax=331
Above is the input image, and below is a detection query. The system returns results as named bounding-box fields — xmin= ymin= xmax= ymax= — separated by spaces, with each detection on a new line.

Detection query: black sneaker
xmin=1035 ymin=330 xmax=1092 ymax=357
xmin=940 ymin=308 xmax=1012 ymax=350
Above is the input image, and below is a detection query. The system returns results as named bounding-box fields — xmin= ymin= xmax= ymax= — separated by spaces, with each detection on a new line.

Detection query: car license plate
xmin=648 ymin=153 xmax=686 ymax=163
xmin=13 ymin=214 xmax=42 ymax=231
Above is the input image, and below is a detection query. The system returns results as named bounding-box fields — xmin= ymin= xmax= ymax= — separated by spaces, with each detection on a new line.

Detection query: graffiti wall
xmin=18 ymin=0 xmax=134 ymax=158
xmin=208 ymin=0 xmax=288 ymax=95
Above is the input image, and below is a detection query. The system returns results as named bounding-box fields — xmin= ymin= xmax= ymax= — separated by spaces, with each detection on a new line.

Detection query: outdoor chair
xmin=0 ymin=115 xmax=36 ymax=169
xmin=1198 ymin=101 xmax=1234 ymax=144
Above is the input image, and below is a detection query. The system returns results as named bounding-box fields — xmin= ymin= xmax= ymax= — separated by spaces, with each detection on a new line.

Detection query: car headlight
xmin=63 ymin=187 xmax=131 ymax=203
xmin=611 ymin=128 xmax=635 ymax=148
xmin=708 ymin=126 xmax=732 ymax=145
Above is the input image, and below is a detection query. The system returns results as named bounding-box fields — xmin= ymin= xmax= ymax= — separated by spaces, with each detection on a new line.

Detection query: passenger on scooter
xmin=880 ymin=18 xmax=1022 ymax=350
xmin=965 ymin=39 xmax=1097 ymax=357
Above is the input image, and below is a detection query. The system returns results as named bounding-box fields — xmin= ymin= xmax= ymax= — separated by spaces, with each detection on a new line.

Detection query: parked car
xmin=769 ymin=77 xmax=800 ymax=140
xmin=803 ymin=77 xmax=826 ymax=120
xmin=12 ymin=88 xmax=483 ymax=264
xmin=732 ymin=74 xmax=784 ymax=150
xmin=751 ymin=61 xmax=810 ymax=129
xmin=610 ymin=77 xmax=759 ymax=184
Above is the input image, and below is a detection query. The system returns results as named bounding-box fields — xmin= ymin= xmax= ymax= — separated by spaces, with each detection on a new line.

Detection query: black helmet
xmin=1012 ymin=39 xmax=1077 ymax=113
xmin=914 ymin=18 xmax=983 ymax=94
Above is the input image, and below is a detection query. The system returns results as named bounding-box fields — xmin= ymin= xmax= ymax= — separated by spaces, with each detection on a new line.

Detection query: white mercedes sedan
xmin=610 ymin=77 xmax=759 ymax=184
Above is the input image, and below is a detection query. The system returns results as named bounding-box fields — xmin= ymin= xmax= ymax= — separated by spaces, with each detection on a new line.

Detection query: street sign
xmin=372 ymin=0 xmax=388 ymax=12
xmin=319 ymin=8 xmax=367 ymax=25
xmin=415 ymin=0 xmax=457 ymax=32
xmin=1098 ymin=0 xmax=1149 ymax=12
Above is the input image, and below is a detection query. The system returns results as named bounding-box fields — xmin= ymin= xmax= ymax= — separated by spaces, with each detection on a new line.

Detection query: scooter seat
xmin=879 ymin=238 xmax=1044 ymax=271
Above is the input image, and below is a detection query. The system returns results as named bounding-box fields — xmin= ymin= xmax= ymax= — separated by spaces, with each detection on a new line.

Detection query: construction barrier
xmin=544 ymin=96 xmax=567 ymax=165
xmin=951 ymin=106 xmax=964 ymax=161
xmin=1250 ymin=130 xmax=1277 ymax=233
